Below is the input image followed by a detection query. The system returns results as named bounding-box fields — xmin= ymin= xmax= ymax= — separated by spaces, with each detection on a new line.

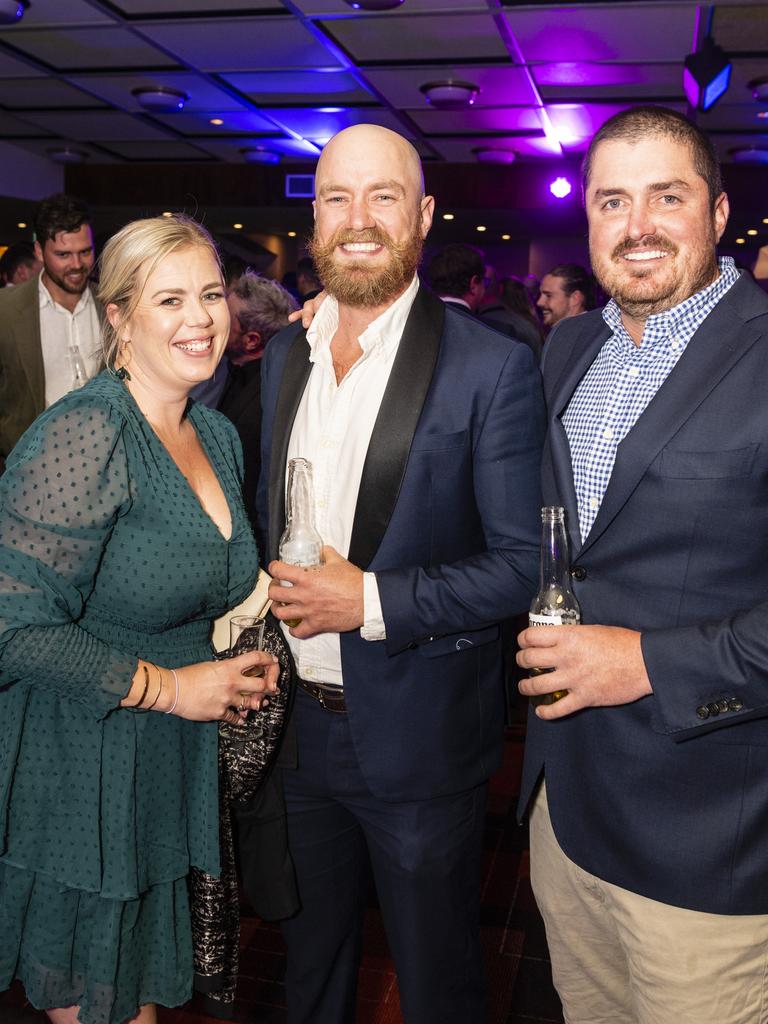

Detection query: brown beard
xmin=308 ymin=224 xmax=424 ymax=308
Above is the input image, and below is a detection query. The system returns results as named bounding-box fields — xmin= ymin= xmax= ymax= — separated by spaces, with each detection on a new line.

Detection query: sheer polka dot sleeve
xmin=0 ymin=395 xmax=136 ymax=715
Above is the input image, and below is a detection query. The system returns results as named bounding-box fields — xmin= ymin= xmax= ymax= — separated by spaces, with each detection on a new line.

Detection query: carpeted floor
xmin=0 ymin=723 xmax=563 ymax=1024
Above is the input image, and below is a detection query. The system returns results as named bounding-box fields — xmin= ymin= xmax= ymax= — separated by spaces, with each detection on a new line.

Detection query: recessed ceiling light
xmin=343 ymin=0 xmax=405 ymax=9
xmin=233 ymin=223 xmax=243 ymax=230
xmin=476 ymin=225 xmax=487 ymax=232
xmin=0 ymin=1 xmax=28 ymax=26
xmin=473 ymin=148 xmax=516 ymax=165
xmin=550 ymin=176 xmax=573 ymax=199
xmin=749 ymin=77 xmax=768 ymax=102
xmin=46 ymin=147 xmax=88 ymax=164
xmin=730 ymin=146 xmax=768 ymax=164
xmin=420 ymin=80 xmax=479 ymax=110
xmin=747 ymin=229 xmax=758 ymax=235
xmin=240 ymin=147 xmax=281 ymax=164
xmin=501 ymin=234 xmax=511 ymax=240
xmin=442 ymin=213 xmax=455 ymax=221
xmin=210 ymin=118 xmax=224 ymax=126
xmin=132 ymin=87 xmax=188 ymax=113
xmin=736 ymin=237 xmax=746 ymax=244
xmin=162 ymin=211 xmax=173 ymax=218
xmin=763 ymin=218 xmax=768 ymax=224
xmin=16 ymin=221 xmax=26 ymax=228
xmin=758 ymin=111 xmax=768 ymax=119
xmin=288 ymin=231 xmax=297 ymax=237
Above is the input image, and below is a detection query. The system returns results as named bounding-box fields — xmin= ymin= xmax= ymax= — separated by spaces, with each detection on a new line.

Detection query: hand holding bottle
xmin=268 ymin=545 xmax=365 ymax=638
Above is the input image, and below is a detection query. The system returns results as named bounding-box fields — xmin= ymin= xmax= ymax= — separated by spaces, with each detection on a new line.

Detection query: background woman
xmin=0 ymin=215 xmax=279 ymax=1024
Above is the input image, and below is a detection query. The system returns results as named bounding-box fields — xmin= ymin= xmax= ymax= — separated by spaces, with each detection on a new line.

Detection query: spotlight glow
xmin=476 ymin=225 xmax=487 ymax=232
xmin=549 ymin=177 xmax=572 ymax=199
xmin=161 ymin=211 xmax=173 ymax=218
xmin=736 ymin=238 xmax=746 ymax=244
xmin=210 ymin=118 xmax=224 ymax=126
xmin=16 ymin=221 xmax=26 ymax=228
xmin=501 ymin=234 xmax=511 ymax=240
xmin=747 ymin=229 xmax=758 ymax=236
xmin=288 ymin=231 xmax=297 ymax=237
xmin=233 ymin=223 xmax=243 ymax=230
xmin=442 ymin=213 xmax=455 ymax=221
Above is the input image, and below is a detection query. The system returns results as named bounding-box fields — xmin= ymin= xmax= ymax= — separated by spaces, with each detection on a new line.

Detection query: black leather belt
xmin=298 ymin=677 xmax=347 ymax=713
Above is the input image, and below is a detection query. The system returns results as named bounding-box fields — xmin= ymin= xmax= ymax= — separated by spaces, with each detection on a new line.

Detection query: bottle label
xmin=529 ymin=613 xmax=563 ymax=626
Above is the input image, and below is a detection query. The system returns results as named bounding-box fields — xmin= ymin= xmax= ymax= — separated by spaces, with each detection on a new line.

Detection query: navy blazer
xmin=520 ymin=272 xmax=768 ymax=915
xmin=259 ymin=285 xmax=545 ymax=802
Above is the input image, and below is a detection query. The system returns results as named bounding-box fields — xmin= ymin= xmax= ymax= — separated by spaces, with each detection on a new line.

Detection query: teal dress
xmin=0 ymin=372 xmax=258 ymax=1024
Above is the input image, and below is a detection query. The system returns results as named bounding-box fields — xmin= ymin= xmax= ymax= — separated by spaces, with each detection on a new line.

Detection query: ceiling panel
xmin=264 ymin=106 xmax=409 ymax=142
xmin=148 ymin=108 xmax=287 ymax=136
xmin=427 ymin=135 xmax=563 ymax=161
xmin=0 ymin=110 xmax=51 ymax=136
xmin=220 ymin=70 xmax=372 ymax=106
xmin=112 ymin=0 xmax=281 ymax=12
xmin=139 ymin=18 xmax=341 ymax=71
xmin=364 ymin=65 xmax=539 ymax=109
xmin=6 ymin=137 xmax=120 ymax=162
xmin=0 ymin=0 xmax=115 ymax=25
xmin=0 ymin=78 xmax=107 ymax=108
xmin=295 ymin=0 xmax=492 ymax=11
xmin=0 ymin=49 xmax=51 ymax=77
xmin=98 ymin=139 xmax=215 ymax=161
xmin=17 ymin=110 xmax=178 ymax=140
xmin=66 ymin=71 xmax=250 ymax=112
xmin=503 ymin=5 xmax=698 ymax=63
xmin=410 ymin=106 xmax=545 ymax=134
xmin=192 ymin=136 xmax=323 ymax=163
xmin=4 ymin=27 xmax=178 ymax=69
xmin=323 ymin=13 xmax=509 ymax=63
xmin=713 ymin=4 xmax=768 ymax=50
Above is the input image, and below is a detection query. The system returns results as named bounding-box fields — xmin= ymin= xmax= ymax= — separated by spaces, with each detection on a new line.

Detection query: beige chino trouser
xmin=529 ymin=784 xmax=768 ymax=1024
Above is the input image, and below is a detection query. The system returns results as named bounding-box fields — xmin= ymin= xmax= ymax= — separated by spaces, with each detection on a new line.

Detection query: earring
xmin=112 ymin=366 xmax=132 ymax=381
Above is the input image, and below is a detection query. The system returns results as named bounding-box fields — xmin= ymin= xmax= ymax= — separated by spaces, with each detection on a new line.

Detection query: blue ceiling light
xmin=683 ymin=36 xmax=731 ymax=111
xmin=0 ymin=0 xmax=28 ymax=25
xmin=132 ymin=87 xmax=189 ymax=113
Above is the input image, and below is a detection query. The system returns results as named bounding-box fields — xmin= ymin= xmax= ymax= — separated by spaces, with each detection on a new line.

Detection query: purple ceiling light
xmin=0 ymin=0 xmax=27 ymax=25
xmin=749 ymin=77 xmax=768 ymax=102
xmin=241 ymin=147 xmax=281 ymax=165
xmin=47 ymin=147 xmax=89 ymax=165
xmin=549 ymin=177 xmax=573 ymax=199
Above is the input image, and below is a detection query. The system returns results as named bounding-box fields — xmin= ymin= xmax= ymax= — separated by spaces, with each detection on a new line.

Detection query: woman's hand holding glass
xmin=172 ymin=651 xmax=279 ymax=723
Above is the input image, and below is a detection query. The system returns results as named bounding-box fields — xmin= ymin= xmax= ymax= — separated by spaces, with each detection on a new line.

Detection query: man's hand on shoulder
xmin=268 ymin=545 xmax=364 ymax=638
xmin=516 ymin=624 xmax=653 ymax=720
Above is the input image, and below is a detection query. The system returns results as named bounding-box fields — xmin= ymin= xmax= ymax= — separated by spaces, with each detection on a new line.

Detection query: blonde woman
xmin=0 ymin=215 xmax=279 ymax=1024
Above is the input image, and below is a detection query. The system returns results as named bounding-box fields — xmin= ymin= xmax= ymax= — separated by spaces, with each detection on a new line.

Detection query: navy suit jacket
xmin=519 ymin=272 xmax=768 ymax=915
xmin=259 ymin=285 xmax=545 ymax=802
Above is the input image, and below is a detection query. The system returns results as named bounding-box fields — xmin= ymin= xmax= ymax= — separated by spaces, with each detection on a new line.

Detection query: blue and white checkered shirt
xmin=562 ymin=257 xmax=740 ymax=541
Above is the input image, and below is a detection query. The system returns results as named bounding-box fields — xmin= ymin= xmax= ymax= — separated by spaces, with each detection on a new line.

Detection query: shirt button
xmin=304 ymin=666 xmax=314 ymax=677
xmin=671 ymin=339 xmax=681 ymax=350
xmin=589 ymin=497 xmax=599 ymax=510
xmin=603 ymin=427 xmax=614 ymax=440
xmin=316 ymin=499 xmax=327 ymax=509
xmin=628 ymin=366 xmax=640 ymax=378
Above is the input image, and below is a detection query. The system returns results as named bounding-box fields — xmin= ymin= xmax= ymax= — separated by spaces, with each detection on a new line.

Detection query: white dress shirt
xmin=39 ymin=274 xmax=101 ymax=408
xmin=284 ymin=274 xmax=419 ymax=688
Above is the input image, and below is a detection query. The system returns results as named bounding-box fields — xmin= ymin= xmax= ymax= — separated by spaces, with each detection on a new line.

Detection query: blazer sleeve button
xmin=706 ymin=702 xmax=720 ymax=716
xmin=728 ymin=697 xmax=744 ymax=712
xmin=716 ymin=698 xmax=730 ymax=713
xmin=570 ymin=565 xmax=587 ymax=581
xmin=696 ymin=705 xmax=710 ymax=719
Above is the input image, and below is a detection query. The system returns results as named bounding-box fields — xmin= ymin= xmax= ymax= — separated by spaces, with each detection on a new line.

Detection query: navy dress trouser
xmin=281 ymin=688 xmax=488 ymax=1024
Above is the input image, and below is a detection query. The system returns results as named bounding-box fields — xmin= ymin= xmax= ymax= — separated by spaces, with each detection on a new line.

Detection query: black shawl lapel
xmin=580 ymin=274 xmax=766 ymax=556
xmin=347 ymin=286 xmax=444 ymax=568
xmin=267 ymin=329 xmax=312 ymax=562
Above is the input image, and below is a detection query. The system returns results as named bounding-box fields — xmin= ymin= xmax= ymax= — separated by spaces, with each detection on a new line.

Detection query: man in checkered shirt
xmin=517 ymin=106 xmax=768 ymax=1024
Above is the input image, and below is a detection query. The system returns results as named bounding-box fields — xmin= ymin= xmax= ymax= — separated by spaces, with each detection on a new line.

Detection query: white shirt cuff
xmin=361 ymin=571 xmax=386 ymax=641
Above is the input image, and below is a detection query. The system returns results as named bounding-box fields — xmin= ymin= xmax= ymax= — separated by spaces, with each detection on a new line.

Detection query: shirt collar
xmin=306 ymin=274 xmax=420 ymax=362
xmin=39 ymin=271 xmax=94 ymax=316
xmin=602 ymin=256 xmax=740 ymax=346
xmin=440 ymin=295 xmax=471 ymax=310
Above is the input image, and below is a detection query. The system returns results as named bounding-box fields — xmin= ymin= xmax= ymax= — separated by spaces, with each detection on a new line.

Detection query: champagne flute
xmin=230 ymin=615 xmax=266 ymax=680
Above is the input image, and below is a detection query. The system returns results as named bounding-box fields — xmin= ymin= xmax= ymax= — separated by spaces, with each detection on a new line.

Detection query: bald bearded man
xmin=260 ymin=124 xmax=545 ymax=1023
